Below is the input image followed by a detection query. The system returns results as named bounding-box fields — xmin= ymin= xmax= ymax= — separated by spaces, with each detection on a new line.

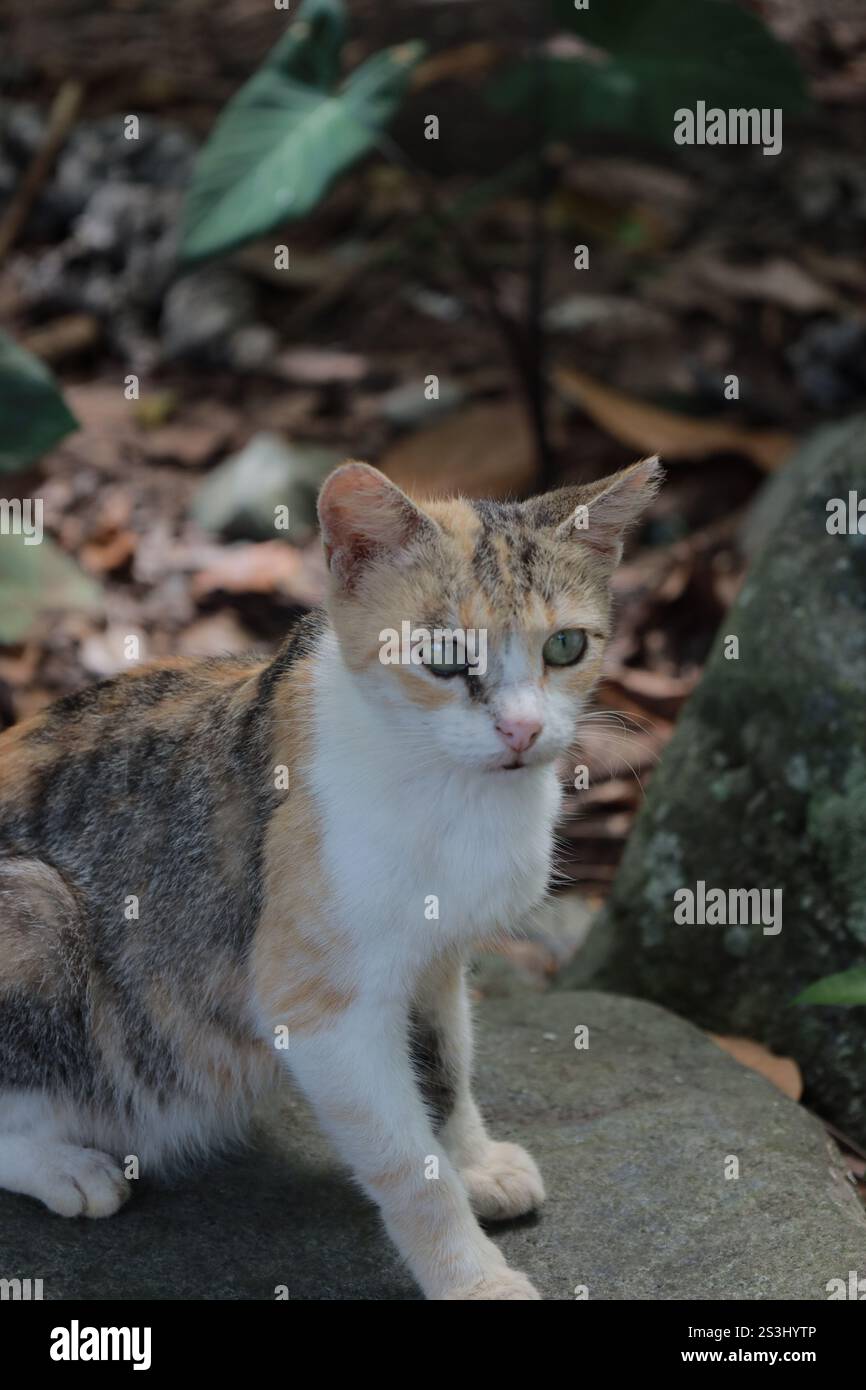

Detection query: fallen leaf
xmin=381 ymin=400 xmax=536 ymax=498
xmin=605 ymin=663 xmax=701 ymax=708
xmin=80 ymin=529 xmax=137 ymax=575
xmin=191 ymin=540 xmax=325 ymax=608
xmin=801 ymin=246 xmax=866 ymax=295
xmin=554 ymin=366 xmax=796 ymax=472
xmin=709 ymin=1035 xmax=803 ymax=1101
xmin=134 ymin=391 xmax=179 ymax=429
xmin=692 ymin=255 xmax=839 ymax=314
xmin=21 ymin=314 xmax=101 ymax=364
xmin=0 ymin=538 xmax=101 ymax=643
xmin=141 ymin=422 xmax=231 ymax=467
xmin=567 ymin=812 xmax=633 ymax=840
xmin=570 ymin=777 xmax=638 ymax=809
xmin=413 ymin=41 xmax=503 ymax=89
xmin=275 ymin=348 xmax=368 ymax=385
xmin=178 ymin=612 xmax=253 ymax=658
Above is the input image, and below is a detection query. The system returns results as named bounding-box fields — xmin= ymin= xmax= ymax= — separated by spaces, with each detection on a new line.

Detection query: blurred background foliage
xmin=1 ymin=0 xmax=865 ymax=1013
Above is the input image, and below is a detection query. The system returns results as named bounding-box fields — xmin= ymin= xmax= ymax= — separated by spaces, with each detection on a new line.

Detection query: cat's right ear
xmin=318 ymin=462 xmax=437 ymax=591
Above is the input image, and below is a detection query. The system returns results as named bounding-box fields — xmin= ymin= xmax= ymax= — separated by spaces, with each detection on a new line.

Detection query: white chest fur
xmin=308 ymin=637 xmax=561 ymax=979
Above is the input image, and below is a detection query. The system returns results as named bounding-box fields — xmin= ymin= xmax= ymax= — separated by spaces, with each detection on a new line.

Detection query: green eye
xmin=543 ymin=629 xmax=587 ymax=667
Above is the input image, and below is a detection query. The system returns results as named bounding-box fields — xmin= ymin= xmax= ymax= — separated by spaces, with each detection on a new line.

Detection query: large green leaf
xmin=0 ymin=332 xmax=78 ymax=473
xmin=795 ymin=966 xmax=866 ymax=1007
xmin=262 ymin=0 xmax=346 ymax=88
xmin=0 ymin=537 xmax=100 ymax=644
xmin=493 ymin=0 xmax=809 ymax=146
xmin=181 ymin=1 xmax=424 ymax=264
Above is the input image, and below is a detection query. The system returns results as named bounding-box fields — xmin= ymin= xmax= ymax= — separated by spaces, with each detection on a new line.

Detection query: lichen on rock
xmin=564 ymin=416 xmax=866 ymax=1146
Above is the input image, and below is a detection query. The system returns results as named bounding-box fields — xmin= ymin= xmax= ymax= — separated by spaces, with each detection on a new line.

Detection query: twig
xmin=0 ymin=80 xmax=83 ymax=264
xmin=374 ymin=129 xmax=548 ymax=480
xmin=21 ymin=313 xmax=100 ymax=364
xmin=526 ymin=11 xmax=554 ymax=487
xmin=817 ymin=1113 xmax=866 ymax=1164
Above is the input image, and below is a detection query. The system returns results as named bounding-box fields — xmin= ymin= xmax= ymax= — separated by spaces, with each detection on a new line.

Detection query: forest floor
xmin=2 ymin=0 xmax=866 ymax=956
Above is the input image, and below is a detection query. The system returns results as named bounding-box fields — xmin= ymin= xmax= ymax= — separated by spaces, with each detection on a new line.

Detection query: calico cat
xmin=0 ymin=455 xmax=660 ymax=1300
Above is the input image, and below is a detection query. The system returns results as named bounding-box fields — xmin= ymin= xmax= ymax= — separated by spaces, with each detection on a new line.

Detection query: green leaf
xmin=491 ymin=57 xmax=643 ymax=140
xmin=795 ymin=966 xmax=866 ymax=1007
xmin=0 ymin=537 xmax=100 ymax=644
xmin=0 ymin=332 xmax=78 ymax=473
xmin=493 ymin=0 xmax=809 ymax=147
xmin=262 ymin=0 xmax=346 ymax=89
xmin=180 ymin=1 xmax=424 ymax=264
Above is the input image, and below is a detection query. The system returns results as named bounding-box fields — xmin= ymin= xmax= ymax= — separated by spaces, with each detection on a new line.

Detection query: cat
xmin=0 ymin=454 xmax=660 ymax=1300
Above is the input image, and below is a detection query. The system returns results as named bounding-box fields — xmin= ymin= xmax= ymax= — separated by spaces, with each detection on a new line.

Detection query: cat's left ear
xmin=318 ymin=461 xmax=438 ymax=590
xmin=531 ymin=455 xmax=662 ymax=566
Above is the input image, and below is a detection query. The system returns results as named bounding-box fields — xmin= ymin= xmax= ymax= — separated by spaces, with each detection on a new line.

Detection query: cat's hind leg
xmin=0 ymin=859 xmax=130 ymax=1216
xmin=0 ymin=1091 xmax=130 ymax=1217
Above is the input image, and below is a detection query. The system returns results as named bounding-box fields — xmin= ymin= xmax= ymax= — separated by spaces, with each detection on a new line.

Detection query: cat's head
xmin=317 ymin=457 xmax=661 ymax=774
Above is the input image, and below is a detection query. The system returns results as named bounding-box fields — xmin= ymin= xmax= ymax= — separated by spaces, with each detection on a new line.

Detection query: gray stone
xmin=0 ymin=992 xmax=862 ymax=1300
xmin=380 ymin=376 xmax=465 ymax=427
xmin=564 ymin=416 xmax=866 ymax=1147
xmin=160 ymin=267 xmax=257 ymax=362
xmin=191 ymin=431 xmax=343 ymax=544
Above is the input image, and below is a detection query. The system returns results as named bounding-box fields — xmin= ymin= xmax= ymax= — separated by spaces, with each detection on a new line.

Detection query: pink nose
xmin=495 ymin=717 xmax=542 ymax=753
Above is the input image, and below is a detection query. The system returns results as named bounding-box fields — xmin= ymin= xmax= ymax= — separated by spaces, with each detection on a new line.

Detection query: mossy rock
xmin=563 ymin=417 xmax=866 ymax=1146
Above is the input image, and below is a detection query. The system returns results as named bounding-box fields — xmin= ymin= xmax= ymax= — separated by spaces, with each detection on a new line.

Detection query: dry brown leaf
xmin=381 ymin=401 xmax=536 ymax=499
xmin=709 ymin=1034 xmax=803 ymax=1101
xmin=553 ymin=365 xmax=796 ymax=472
xmin=191 ymin=541 xmax=325 ymax=608
xmin=178 ymin=612 xmax=253 ymax=659
xmin=567 ymin=812 xmax=633 ymax=840
xmin=80 ymin=530 xmax=137 ymax=576
xmin=690 ymin=254 xmax=839 ymax=314
xmin=606 ymin=663 xmax=701 ymax=706
xmin=140 ymin=422 xmax=230 ymax=468
xmin=570 ymin=777 xmax=639 ymax=809
xmin=21 ymin=313 xmax=101 ymax=363
xmin=412 ymin=41 xmax=503 ymax=89
xmin=275 ymin=348 xmax=368 ymax=385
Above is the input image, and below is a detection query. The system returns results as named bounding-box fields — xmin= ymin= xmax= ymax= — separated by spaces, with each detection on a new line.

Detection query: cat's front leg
xmin=279 ymin=1001 xmax=540 ymax=1300
xmin=413 ymin=958 xmax=546 ymax=1223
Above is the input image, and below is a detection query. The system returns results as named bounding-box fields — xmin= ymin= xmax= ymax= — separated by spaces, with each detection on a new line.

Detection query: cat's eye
xmin=543 ymin=629 xmax=587 ymax=667
xmin=426 ymin=656 xmax=470 ymax=678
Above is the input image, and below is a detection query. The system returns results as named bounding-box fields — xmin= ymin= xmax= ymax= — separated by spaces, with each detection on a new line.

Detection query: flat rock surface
xmin=1 ymin=992 xmax=864 ymax=1300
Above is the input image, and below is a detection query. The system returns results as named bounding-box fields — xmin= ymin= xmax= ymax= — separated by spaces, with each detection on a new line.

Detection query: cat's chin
xmin=484 ymin=753 xmax=556 ymax=774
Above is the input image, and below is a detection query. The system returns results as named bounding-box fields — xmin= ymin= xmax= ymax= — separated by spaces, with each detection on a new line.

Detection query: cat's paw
xmin=37 ymin=1146 xmax=130 ymax=1218
xmin=440 ymin=1269 xmax=541 ymax=1300
xmin=460 ymin=1141 xmax=545 ymax=1221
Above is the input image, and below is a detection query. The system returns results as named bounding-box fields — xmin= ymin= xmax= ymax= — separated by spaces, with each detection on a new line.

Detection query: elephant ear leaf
xmin=180 ymin=0 xmax=424 ymax=265
xmin=261 ymin=0 xmax=347 ymax=89
xmin=494 ymin=0 xmax=809 ymax=147
xmin=0 ymin=331 xmax=78 ymax=475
